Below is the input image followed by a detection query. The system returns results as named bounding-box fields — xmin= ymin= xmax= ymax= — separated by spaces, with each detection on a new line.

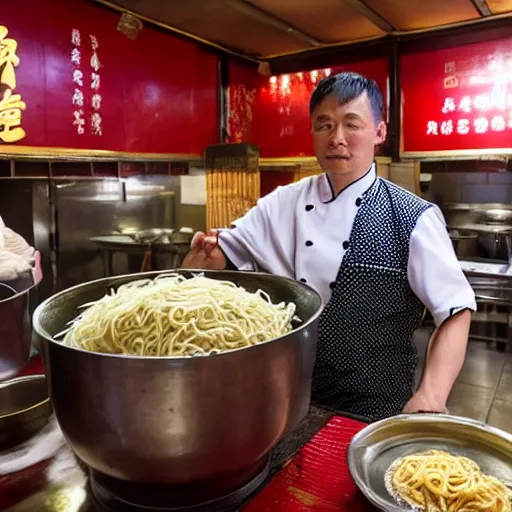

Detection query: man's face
xmin=311 ymin=92 xmax=386 ymax=176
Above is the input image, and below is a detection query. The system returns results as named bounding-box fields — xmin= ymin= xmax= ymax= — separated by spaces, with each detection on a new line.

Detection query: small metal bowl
xmin=0 ymin=374 xmax=52 ymax=450
xmin=348 ymin=414 xmax=512 ymax=511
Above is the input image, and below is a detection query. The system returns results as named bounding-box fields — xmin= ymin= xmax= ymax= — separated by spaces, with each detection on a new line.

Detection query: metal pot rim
xmin=0 ymin=374 xmax=50 ymax=420
xmin=0 ymin=271 xmax=41 ymax=305
xmin=33 ymin=269 xmax=324 ymax=362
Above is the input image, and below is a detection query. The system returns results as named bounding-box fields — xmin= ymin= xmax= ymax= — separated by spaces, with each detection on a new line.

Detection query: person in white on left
xmin=0 ymin=216 xmax=37 ymax=282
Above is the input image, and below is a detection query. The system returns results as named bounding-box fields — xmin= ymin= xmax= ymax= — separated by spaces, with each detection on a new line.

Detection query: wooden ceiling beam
xmin=470 ymin=0 xmax=493 ymax=16
xmin=90 ymin=0 xmax=260 ymax=63
xmin=343 ymin=0 xmax=395 ymax=32
xmin=224 ymin=0 xmax=323 ymax=48
xmin=268 ymin=37 xmax=390 ymax=75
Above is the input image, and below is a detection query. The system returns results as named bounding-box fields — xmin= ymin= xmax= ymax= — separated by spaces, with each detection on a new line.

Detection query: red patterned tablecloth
xmin=243 ymin=416 xmax=376 ymax=512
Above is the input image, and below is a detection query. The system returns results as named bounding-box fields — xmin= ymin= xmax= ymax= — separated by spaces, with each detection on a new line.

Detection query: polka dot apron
xmin=311 ymin=178 xmax=433 ymax=421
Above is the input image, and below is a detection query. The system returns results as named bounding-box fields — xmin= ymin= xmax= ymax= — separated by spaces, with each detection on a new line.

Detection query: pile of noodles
xmin=57 ymin=273 xmax=298 ymax=357
xmin=386 ymin=449 xmax=512 ymax=512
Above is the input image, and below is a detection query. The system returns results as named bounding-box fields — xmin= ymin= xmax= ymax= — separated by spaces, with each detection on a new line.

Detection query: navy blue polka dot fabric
xmin=312 ymin=178 xmax=433 ymax=421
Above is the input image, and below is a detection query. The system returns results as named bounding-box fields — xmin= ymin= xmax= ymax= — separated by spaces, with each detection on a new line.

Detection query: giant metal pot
xmin=33 ymin=270 xmax=323 ymax=486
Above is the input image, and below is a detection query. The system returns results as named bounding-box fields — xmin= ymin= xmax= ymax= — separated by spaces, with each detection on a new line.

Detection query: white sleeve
xmin=217 ymin=188 xmax=295 ymax=276
xmin=408 ymin=206 xmax=476 ymax=327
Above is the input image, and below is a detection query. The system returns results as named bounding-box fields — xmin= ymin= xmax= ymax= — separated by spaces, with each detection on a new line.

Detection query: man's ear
xmin=375 ymin=121 xmax=387 ymax=145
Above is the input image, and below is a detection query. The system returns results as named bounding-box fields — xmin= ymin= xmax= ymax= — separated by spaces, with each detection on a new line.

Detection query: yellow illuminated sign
xmin=0 ymin=25 xmax=26 ymax=143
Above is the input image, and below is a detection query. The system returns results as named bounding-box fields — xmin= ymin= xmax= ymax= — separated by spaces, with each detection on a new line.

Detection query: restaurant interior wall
xmin=1 ymin=0 xmax=218 ymax=157
xmin=422 ymin=160 xmax=512 ymax=205
xmin=3 ymin=2 xmax=512 ymax=295
xmin=1 ymin=0 xmax=221 ymax=297
xmin=226 ymin=54 xmax=390 ymax=196
xmin=224 ymin=24 xmax=512 ymax=199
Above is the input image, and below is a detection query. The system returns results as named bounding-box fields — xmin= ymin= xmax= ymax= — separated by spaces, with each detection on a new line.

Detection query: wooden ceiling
xmin=95 ymin=0 xmax=512 ymax=59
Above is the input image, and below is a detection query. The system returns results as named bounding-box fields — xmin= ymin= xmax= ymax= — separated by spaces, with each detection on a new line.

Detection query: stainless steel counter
xmin=461 ymin=261 xmax=512 ymax=351
xmin=90 ymin=235 xmax=190 ymax=275
xmin=460 ymin=260 xmax=512 ymax=280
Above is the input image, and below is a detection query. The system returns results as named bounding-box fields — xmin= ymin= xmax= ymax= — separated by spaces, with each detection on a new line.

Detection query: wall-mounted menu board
xmin=402 ymin=36 xmax=512 ymax=156
xmin=1 ymin=0 xmax=218 ymax=157
xmin=227 ymin=58 xmax=389 ymax=158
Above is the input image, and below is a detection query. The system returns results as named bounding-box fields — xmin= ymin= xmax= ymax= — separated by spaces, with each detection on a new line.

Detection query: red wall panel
xmin=1 ymin=0 xmax=218 ymax=154
xmin=402 ymin=36 xmax=512 ymax=154
xmin=260 ymin=170 xmax=294 ymax=197
xmin=227 ymin=59 xmax=389 ymax=158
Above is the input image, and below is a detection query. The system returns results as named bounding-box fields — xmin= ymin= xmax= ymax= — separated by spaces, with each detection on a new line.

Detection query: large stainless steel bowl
xmin=33 ymin=270 xmax=323 ymax=487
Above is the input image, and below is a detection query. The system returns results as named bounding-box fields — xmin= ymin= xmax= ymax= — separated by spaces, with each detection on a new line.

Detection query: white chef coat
xmin=218 ymin=164 xmax=476 ymax=327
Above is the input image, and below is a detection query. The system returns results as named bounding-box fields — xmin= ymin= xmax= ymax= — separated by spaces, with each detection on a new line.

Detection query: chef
xmin=182 ymin=72 xmax=476 ymax=421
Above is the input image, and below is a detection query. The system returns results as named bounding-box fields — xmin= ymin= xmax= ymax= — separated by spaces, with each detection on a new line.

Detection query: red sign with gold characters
xmin=0 ymin=25 xmax=26 ymax=143
xmin=1 ymin=0 xmax=218 ymax=155
xmin=402 ymin=37 xmax=512 ymax=154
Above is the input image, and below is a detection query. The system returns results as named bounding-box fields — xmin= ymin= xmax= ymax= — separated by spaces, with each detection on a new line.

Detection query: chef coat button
xmin=300 ymin=278 xmax=307 ymax=283
xmin=342 ymin=241 xmax=349 ymax=250
xmin=329 ymin=282 xmax=336 ymax=290
xmin=305 ymin=204 xmax=314 ymax=211
xmin=355 ymin=197 xmax=362 ymax=207
xmin=305 ymin=240 xmax=313 ymax=247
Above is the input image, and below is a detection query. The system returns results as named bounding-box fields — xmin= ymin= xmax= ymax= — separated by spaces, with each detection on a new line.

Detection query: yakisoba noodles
xmin=385 ymin=449 xmax=512 ymax=512
xmin=56 ymin=273 xmax=298 ymax=356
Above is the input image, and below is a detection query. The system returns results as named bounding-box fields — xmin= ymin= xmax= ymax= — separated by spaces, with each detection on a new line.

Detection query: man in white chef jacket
xmin=183 ymin=72 xmax=476 ymax=421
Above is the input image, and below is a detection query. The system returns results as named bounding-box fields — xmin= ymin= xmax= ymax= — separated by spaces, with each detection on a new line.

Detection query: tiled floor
xmin=414 ymin=327 xmax=512 ymax=434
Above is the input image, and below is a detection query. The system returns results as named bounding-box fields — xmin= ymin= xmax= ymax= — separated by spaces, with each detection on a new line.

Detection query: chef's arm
xmin=182 ymin=193 xmax=277 ymax=272
xmin=413 ymin=309 xmax=471 ymax=411
xmin=404 ymin=207 xmax=476 ymax=414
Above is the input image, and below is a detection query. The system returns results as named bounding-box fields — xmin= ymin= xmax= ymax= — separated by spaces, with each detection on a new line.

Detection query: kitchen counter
xmin=460 ymin=260 xmax=512 ymax=280
xmin=90 ymin=236 xmax=190 ymax=275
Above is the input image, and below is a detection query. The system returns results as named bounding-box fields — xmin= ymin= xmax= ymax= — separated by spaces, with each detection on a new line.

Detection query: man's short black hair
xmin=309 ymin=72 xmax=384 ymax=124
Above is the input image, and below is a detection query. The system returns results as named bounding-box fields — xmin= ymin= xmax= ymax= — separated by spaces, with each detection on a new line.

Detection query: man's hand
xmin=402 ymin=389 xmax=448 ymax=415
xmin=181 ymin=230 xmax=227 ymax=270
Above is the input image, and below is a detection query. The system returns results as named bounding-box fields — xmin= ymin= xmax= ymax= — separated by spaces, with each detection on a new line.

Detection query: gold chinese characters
xmin=0 ymin=25 xmax=26 ymax=143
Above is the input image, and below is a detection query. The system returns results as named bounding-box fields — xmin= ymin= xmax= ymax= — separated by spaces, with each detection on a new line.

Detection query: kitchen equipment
xmin=444 ymin=203 xmax=512 ymax=262
xmin=131 ymin=229 xmax=193 ymax=271
xmin=92 ymin=232 xmax=192 ymax=276
xmin=485 ymin=208 xmax=512 ymax=225
xmin=480 ymin=230 xmax=512 ymax=261
xmin=348 ymin=414 xmax=512 ymax=512
xmin=442 ymin=203 xmax=487 ymax=227
xmin=130 ymin=228 xmax=175 ymax=244
xmin=448 ymin=223 xmax=512 ymax=261
xmin=466 ymin=277 xmax=512 ymax=351
xmin=32 ymin=270 xmax=322 ymax=498
xmin=448 ymin=229 xmax=479 ymax=258
xmin=0 ymin=282 xmax=17 ymax=301
xmin=0 ymin=374 xmax=52 ymax=450
xmin=0 ymin=271 xmax=42 ymax=381
xmin=171 ymin=228 xmax=194 ymax=245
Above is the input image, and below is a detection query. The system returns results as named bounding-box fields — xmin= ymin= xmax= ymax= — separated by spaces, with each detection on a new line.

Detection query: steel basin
xmin=0 ymin=271 xmax=41 ymax=381
xmin=33 ymin=270 xmax=323 ymax=485
xmin=0 ymin=374 xmax=52 ymax=450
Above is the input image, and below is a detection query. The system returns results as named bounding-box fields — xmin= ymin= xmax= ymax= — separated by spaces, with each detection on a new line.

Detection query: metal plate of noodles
xmin=348 ymin=414 xmax=512 ymax=511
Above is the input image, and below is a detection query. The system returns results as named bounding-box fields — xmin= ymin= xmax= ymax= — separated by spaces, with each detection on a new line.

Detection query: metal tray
xmin=348 ymin=414 xmax=512 ymax=511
